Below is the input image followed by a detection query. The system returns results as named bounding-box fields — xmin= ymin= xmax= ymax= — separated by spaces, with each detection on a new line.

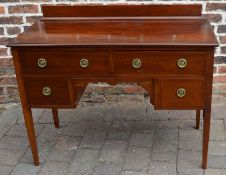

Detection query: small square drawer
xmin=113 ymin=51 xmax=206 ymax=75
xmin=19 ymin=50 xmax=110 ymax=75
xmin=156 ymin=78 xmax=205 ymax=109
xmin=24 ymin=78 xmax=74 ymax=107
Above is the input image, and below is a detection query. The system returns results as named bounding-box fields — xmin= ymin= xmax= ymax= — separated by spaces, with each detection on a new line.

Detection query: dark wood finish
xmin=52 ymin=108 xmax=59 ymax=128
xmin=196 ymin=110 xmax=201 ymax=129
xmin=156 ymin=78 xmax=205 ymax=109
xmin=11 ymin=48 xmax=39 ymax=165
xmin=113 ymin=51 xmax=206 ymax=75
xmin=8 ymin=19 xmax=217 ymax=47
xmin=23 ymin=78 xmax=73 ymax=107
xmin=42 ymin=5 xmax=202 ymax=17
xmin=202 ymin=49 xmax=214 ymax=169
xmin=19 ymin=50 xmax=110 ymax=75
xmin=8 ymin=5 xmax=218 ymax=169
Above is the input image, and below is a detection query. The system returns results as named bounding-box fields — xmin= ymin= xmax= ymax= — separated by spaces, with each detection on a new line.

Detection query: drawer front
xmin=157 ymin=78 xmax=205 ymax=109
xmin=24 ymin=78 xmax=73 ymax=106
xmin=113 ymin=51 xmax=206 ymax=75
xmin=19 ymin=50 xmax=110 ymax=75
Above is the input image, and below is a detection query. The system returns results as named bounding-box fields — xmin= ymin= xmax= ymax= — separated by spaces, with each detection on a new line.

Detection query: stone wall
xmin=0 ymin=1 xmax=226 ymax=107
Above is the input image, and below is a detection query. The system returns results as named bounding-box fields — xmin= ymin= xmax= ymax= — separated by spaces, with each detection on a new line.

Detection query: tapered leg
xmin=202 ymin=108 xmax=211 ymax=169
xmin=196 ymin=110 xmax=200 ymax=129
xmin=23 ymin=107 xmax=39 ymax=166
xmin=52 ymin=108 xmax=59 ymax=128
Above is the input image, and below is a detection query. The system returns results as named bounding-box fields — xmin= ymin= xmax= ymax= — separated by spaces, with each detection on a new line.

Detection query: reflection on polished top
xmin=9 ymin=18 xmax=218 ymax=47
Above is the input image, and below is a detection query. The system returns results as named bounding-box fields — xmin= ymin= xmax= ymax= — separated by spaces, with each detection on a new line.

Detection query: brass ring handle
xmin=42 ymin=87 xmax=51 ymax=96
xmin=177 ymin=88 xmax=186 ymax=98
xmin=37 ymin=58 xmax=47 ymax=68
xmin=80 ymin=58 xmax=89 ymax=68
xmin=177 ymin=58 xmax=187 ymax=68
xmin=132 ymin=58 xmax=142 ymax=69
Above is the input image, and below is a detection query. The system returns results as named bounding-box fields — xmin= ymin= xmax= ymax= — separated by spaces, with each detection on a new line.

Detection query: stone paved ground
xmin=0 ymin=102 xmax=226 ymax=175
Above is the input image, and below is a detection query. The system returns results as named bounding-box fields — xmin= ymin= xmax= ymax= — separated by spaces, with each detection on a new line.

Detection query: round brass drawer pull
xmin=37 ymin=58 xmax=47 ymax=68
xmin=42 ymin=87 xmax=51 ymax=96
xmin=80 ymin=58 xmax=89 ymax=68
xmin=132 ymin=58 xmax=142 ymax=68
xmin=177 ymin=58 xmax=187 ymax=68
xmin=177 ymin=88 xmax=186 ymax=98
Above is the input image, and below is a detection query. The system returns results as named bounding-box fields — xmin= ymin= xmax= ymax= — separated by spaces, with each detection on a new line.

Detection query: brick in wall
xmin=8 ymin=4 xmax=39 ymax=14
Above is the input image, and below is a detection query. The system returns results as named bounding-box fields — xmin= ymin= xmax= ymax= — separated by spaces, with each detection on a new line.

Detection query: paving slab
xmin=54 ymin=135 xmax=81 ymax=151
xmin=62 ymin=122 xmax=88 ymax=137
xmin=0 ymin=165 xmax=13 ymax=175
xmin=20 ymin=141 xmax=54 ymax=164
xmin=179 ymin=130 xmax=202 ymax=151
xmin=155 ymin=120 xmax=179 ymax=128
xmin=125 ymin=105 xmax=147 ymax=121
xmin=168 ymin=110 xmax=196 ymax=120
xmin=209 ymin=141 xmax=226 ymax=156
xmin=59 ymin=108 xmax=85 ymax=123
xmin=94 ymin=162 xmax=122 ymax=175
xmin=208 ymin=155 xmax=226 ymax=169
xmin=39 ymin=161 xmax=69 ymax=175
xmin=37 ymin=124 xmax=64 ymax=143
xmin=205 ymin=169 xmax=226 ymax=175
xmin=0 ymin=125 xmax=10 ymax=138
xmin=147 ymin=105 xmax=169 ymax=121
xmin=82 ymin=106 xmax=105 ymax=122
xmin=133 ymin=121 xmax=155 ymax=133
xmin=120 ymin=171 xmax=147 ymax=175
xmin=155 ymin=127 xmax=178 ymax=140
xmin=179 ymin=120 xmax=197 ymax=130
xmin=122 ymin=147 xmax=150 ymax=171
xmin=177 ymin=150 xmax=203 ymax=175
xmin=0 ymin=149 xmax=24 ymax=165
xmin=210 ymin=120 xmax=225 ymax=141
xmin=11 ymin=163 xmax=40 ymax=175
xmin=152 ymin=138 xmax=178 ymax=163
xmin=99 ymin=140 xmax=127 ymax=164
xmin=17 ymin=108 xmax=43 ymax=124
xmin=112 ymin=121 xmax=134 ymax=130
xmin=69 ymin=149 xmax=99 ymax=175
xmin=79 ymin=128 xmax=108 ymax=149
xmin=0 ymin=136 xmax=28 ymax=151
xmin=148 ymin=161 xmax=177 ymax=175
xmin=0 ymin=107 xmax=21 ymax=126
xmin=103 ymin=104 xmax=125 ymax=121
xmin=212 ymin=105 xmax=226 ymax=119
xmin=6 ymin=124 xmax=43 ymax=137
xmin=47 ymin=149 xmax=74 ymax=162
xmin=129 ymin=132 xmax=154 ymax=148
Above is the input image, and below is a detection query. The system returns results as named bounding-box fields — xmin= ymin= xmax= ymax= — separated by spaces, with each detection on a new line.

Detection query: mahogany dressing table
xmin=8 ymin=5 xmax=218 ymax=169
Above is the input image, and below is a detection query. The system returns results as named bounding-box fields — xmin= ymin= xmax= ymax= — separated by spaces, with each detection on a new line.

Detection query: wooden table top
xmin=9 ymin=18 xmax=218 ymax=47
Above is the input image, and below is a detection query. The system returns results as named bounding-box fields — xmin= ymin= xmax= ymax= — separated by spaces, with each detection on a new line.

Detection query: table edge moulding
xmin=7 ymin=4 xmax=219 ymax=169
